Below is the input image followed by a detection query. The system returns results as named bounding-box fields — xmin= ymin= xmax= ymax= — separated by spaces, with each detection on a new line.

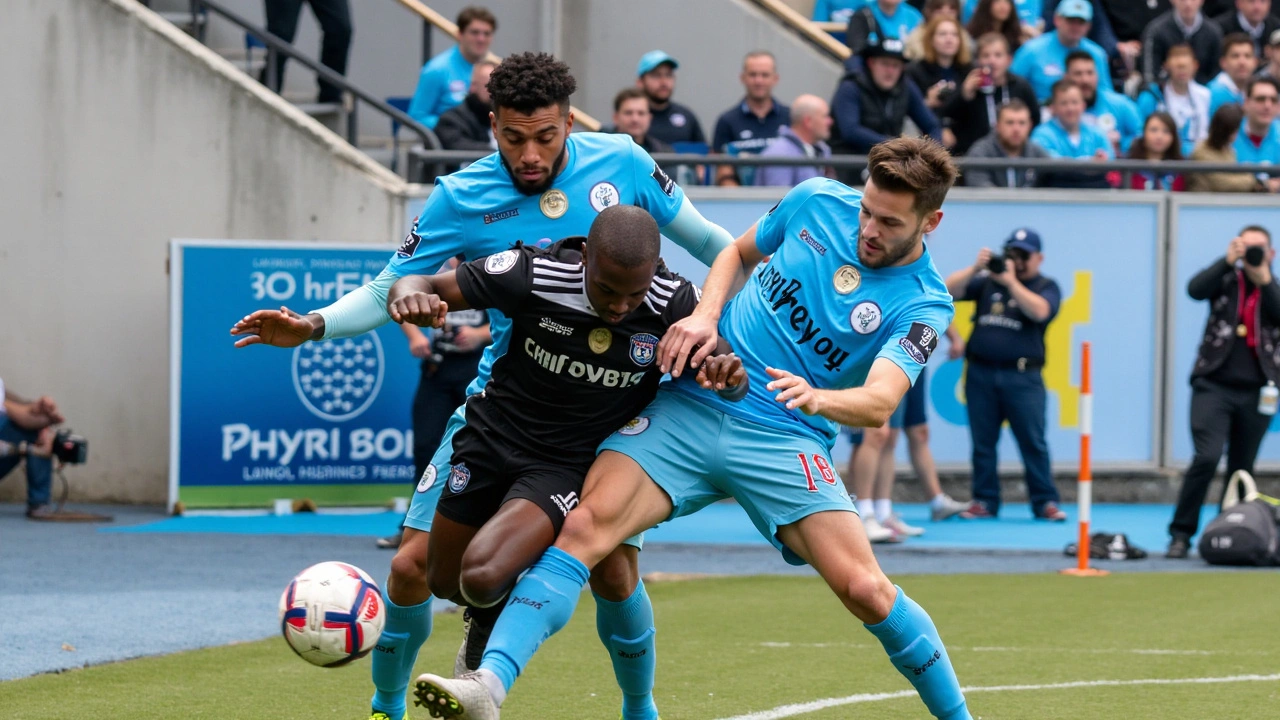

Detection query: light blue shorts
xmin=406 ymin=403 xmax=644 ymax=550
xmin=598 ymin=388 xmax=853 ymax=565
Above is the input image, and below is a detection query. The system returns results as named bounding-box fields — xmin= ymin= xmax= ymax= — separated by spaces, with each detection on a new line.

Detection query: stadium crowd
xmin=401 ymin=0 xmax=1280 ymax=191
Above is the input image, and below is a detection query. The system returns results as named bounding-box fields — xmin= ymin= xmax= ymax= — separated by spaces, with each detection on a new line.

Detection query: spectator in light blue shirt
xmin=1011 ymin=0 xmax=1113 ymax=102
xmin=1233 ymin=76 xmax=1280 ymax=190
xmin=1208 ymin=33 xmax=1259 ymax=118
xmin=408 ymin=6 xmax=496 ymax=129
xmin=814 ymin=0 xmax=865 ymax=24
xmin=846 ymin=0 xmax=927 ymax=69
xmin=1031 ymin=79 xmax=1114 ymax=187
xmin=1065 ymin=50 xmax=1141 ymax=153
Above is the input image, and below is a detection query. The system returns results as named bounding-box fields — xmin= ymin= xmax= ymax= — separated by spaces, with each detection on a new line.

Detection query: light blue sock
xmin=370 ymin=590 xmax=433 ymax=717
xmin=594 ymin=580 xmax=659 ymax=720
xmin=864 ymin=586 xmax=970 ymax=720
xmin=479 ymin=547 xmax=590 ymax=693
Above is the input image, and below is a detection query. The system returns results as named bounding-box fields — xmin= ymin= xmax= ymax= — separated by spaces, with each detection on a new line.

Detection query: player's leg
xmin=590 ymin=542 xmax=660 ymax=720
xmin=424 ymin=513 xmax=482 ymax=603
xmin=777 ymin=513 xmax=970 ymax=719
xmin=456 ymin=498 xmax=556 ymax=607
xmin=368 ymin=408 xmax=465 ymax=719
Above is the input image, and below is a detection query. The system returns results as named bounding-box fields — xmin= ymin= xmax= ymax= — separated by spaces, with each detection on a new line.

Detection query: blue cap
xmin=1056 ymin=0 xmax=1093 ymax=21
xmin=1005 ymin=228 xmax=1043 ymax=253
xmin=637 ymin=50 xmax=679 ymax=77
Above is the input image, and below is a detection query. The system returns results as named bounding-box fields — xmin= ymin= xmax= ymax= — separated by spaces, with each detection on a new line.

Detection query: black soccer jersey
xmin=454 ymin=239 xmax=699 ymax=463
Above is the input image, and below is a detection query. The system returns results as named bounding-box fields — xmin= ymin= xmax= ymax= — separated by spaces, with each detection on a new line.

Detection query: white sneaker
xmin=453 ymin=610 xmax=472 ymax=678
xmin=930 ymin=494 xmax=970 ymax=522
xmin=862 ymin=516 xmax=903 ymax=543
xmin=882 ymin=513 xmax=925 ymax=537
xmin=413 ymin=672 xmax=500 ymax=720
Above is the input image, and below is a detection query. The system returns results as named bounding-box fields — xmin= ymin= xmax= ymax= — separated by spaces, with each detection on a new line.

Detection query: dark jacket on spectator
xmin=1189 ymin=257 xmax=1280 ymax=385
xmin=1142 ymin=10 xmax=1224 ymax=85
xmin=830 ymin=70 xmax=942 ymax=175
xmin=906 ymin=60 xmax=972 ymax=117
xmin=436 ymin=94 xmax=493 ymax=152
xmin=942 ymin=73 xmax=1040 ymax=155
xmin=1212 ymin=9 xmax=1280 ymax=60
xmin=1102 ymin=0 xmax=1170 ymax=42
xmin=962 ymin=132 xmax=1051 ymax=187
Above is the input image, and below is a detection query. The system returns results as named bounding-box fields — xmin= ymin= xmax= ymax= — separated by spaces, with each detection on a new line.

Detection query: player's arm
xmin=628 ymin=138 xmax=734 ymax=267
xmin=386 ymin=272 xmax=471 ymax=328
xmin=766 ymin=358 xmax=909 ymax=428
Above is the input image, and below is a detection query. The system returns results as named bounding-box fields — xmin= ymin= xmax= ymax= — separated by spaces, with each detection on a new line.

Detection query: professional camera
xmin=986 ymin=254 xmax=1007 ymax=274
xmin=51 ymin=429 xmax=88 ymax=464
xmin=1245 ymin=245 xmax=1266 ymax=267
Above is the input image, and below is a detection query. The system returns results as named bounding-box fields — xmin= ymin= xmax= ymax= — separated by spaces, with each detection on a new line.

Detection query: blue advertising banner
xmin=671 ymin=190 xmax=1163 ymax=469
xmin=169 ymin=241 xmax=418 ymax=509
xmin=1166 ymin=200 xmax=1280 ymax=466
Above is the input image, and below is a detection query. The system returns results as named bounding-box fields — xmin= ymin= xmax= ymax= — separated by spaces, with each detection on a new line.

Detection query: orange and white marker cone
xmin=1062 ymin=342 xmax=1108 ymax=577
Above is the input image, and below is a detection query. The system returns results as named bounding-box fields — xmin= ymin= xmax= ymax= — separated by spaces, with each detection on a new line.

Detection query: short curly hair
xmin=487 ymin=52 xmax=577 ymax=116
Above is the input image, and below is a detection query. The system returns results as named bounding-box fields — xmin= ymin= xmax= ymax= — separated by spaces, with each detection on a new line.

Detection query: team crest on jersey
xmin=651 ymin=164 xmax=675 ymax=197
xmin=833 ymin=265 xmax=861 ymax=294
xmin=589 ymin=328 xmax=613 ymax=354
xmin=629 ymin=333 xmax=659 ymax=366
xmin=448 ymin=464 xmax=471 ymax=493
xmin=850 ymin=301 xmax=882 ymax=334
xmin=618 ymin=417 xmax=650 ymax=436
xmin=485 ymin=250 xmax=519 ymax=274
xmin=397 ymin=220 xmax=422 ymax=258
xmin=589 ymin=182 xmax=620 ymax=212
xmin=540 ymin=189 xmax=568 ymax=219
xmin=899 ymin=322 xmax=939 ymax=365
xmin=416 ymin=465 xmax=437 ymax=493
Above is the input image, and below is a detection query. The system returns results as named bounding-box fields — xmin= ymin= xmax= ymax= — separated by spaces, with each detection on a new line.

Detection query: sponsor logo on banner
xmin=448 ymin=464 xmax=471 ymax=493
xmin=292 ymin=334 xmax=385 ymax=422
xmin=589 ymin=182 xmax=620 ymax=212
xmin=416 ymin=465 xmax=437 ymax=493
xmin=629 ymin=333 xmax=660 ymax=366
xmin=485 ymin=250 xmax=519 ymax=274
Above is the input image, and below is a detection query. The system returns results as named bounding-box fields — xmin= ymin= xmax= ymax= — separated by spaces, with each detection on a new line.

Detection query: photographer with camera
xmin=1166 ymin=227 xmax=1280 ymax=559
xmin=0 ymin=377 xmax=64 ymax=519
xmin=944 ymin=228 xmax=1068 ymax=522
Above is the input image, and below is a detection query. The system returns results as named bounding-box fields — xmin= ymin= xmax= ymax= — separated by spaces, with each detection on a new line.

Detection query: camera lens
xmin=1245 ymin=245 xmax=1266 ymax=267
xmin=986 ymin=256 xmax=1006 ymax=274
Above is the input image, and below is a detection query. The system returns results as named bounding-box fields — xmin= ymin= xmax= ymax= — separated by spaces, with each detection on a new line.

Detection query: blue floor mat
xmin=104 ymin=502 xmax=1214 ymax=554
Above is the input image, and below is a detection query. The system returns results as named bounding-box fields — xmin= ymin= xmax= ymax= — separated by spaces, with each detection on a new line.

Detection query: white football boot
xmin=413 ymin=672 xmax=500 ymax=720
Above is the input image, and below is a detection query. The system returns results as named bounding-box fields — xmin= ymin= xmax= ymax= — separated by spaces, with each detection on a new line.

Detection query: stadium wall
xmin=0 ymin=0 xmax=415 ymax=504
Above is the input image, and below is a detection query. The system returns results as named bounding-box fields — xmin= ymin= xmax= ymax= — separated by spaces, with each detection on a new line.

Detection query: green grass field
xmin=4 ymin=573 xmax=1277 ymax=720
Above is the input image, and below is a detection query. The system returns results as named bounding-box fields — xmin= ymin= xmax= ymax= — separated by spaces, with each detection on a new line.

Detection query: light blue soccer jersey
xmin=389 ymin=132 xmax=687 ymax=396
xmin=671 ymin=177 xmax=954 ymax=448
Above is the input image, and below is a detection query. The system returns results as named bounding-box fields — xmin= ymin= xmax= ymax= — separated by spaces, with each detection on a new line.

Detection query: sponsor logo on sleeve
xmin=416 ymin=465 xmax=437 ymax=493
xmin=396 ymin=222 xmax=422 ymax=258
xmin=898 ymin=322 xmax=939 ymax=365
xmin=651 ymin=164 xmax=675 ymax=197
xmin=484 ymin=249 xmax=519 ymax=274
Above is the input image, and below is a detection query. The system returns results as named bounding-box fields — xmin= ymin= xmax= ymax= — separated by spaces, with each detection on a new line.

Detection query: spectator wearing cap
xmin=814 ymin=0 xmax=864 ymax=24
xmin=1259 ymin=27 xmax=1280 ymax=77
xmin=964 ymin=99 xmax=1052 ymax=187
xmin=408 ymin=6 xmax=496 ymax=129
xmin=1037 ymin=0 xmax=1122 ymax=66
xmin=1137 ymin=43 xmax=1213 ymax=154
xmin=754 ymin=94 xmax=833 ymax=187
xmin=1143 ymin=0 xmax=1225 ymax=87
xmin=944 ymin=229 xmax=1067 ymax=523
xmin=1212 ymin=0 xmax=1280 ymax=59
xmin=635 ymin=50 xmax=707 ymax=146
xmin=1031 ymin=79 xmax=1114 ymax=187
xmin=943 ymin=32 xmax=1040 ymax=155
xmin=1012 ymin=0 xmax=1114 ymax=102
xmin=846 ymin=0 xmax=927 ymax=71
xmin=1065 ymin=50 xmax=1142 ymax=152
xmin=1234 ymin=76 xmax=1280 ymax=185
xmin=712 ymin=51 xmax=790 ymax=186
xmin=1208 ymin=33 xmax=1260 ymax=116
xmin=829 ymin=36 xmax=943 ymax=185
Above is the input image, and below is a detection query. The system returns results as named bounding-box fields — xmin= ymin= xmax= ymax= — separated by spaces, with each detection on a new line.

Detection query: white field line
xmin=713 ymin=673 xmax=1280 ymax=720
xmin=757 ymin=642 xmax=1274 ymax=657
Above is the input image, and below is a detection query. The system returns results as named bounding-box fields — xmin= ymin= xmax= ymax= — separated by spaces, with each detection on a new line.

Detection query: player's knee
xmin=390 ymin=540 xmax=428 ymax=586
xmin=588 ymin=548 xmax=639 ymax=601
xmin=458 ymin=561 xmax=513 ymax=608
xmin=839 ymin=572 xmax=896 ymax=621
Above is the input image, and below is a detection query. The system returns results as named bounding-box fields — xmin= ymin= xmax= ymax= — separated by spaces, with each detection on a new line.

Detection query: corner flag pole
xmin=1062 ymin=342 xmax=1108 ymax=576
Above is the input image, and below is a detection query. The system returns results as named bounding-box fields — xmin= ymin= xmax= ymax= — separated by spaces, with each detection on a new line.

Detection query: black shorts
xmin=438 ymin=404 xmax=593 ymax=533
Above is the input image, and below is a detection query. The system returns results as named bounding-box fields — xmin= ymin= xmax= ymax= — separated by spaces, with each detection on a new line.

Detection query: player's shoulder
xmin=434 ymin=154 xmax=507 ymax=203
xmin=570 ymin=131 xmax=637 ymax=158
xmin=785 ymin=177 xmax=862 ymax=212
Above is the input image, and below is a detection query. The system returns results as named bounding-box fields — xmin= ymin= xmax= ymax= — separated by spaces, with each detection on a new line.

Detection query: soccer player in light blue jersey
xmin=413 ymin=138 xmax=972 ymax=720
xmin=230 ymin=52 xmax=733 ymax=720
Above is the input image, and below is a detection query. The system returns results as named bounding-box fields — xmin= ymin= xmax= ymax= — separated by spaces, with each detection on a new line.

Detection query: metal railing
xmin=179 ymin=0 xmax=440 ymax=176
xmin=407 ymin=147 xmax=1280 ymax=188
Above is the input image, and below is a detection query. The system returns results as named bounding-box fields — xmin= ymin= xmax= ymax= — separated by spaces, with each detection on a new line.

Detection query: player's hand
xmin=408 ymin=333 xmax=432 ymax=359
xmin=231 ymin=306 xmax=316 ymax=348
xmin=388 ymin=292 xmax=448 ymax=328
xmin=765 ymin=367 xmax=824 ymax=415
xmin=696 ymin=353 xmax=745 ymax=391
xmin=451 ymin=325 xmax=489 ymax=352
xmin=974 ymin=247 xmax=992 ymax=272
xmin=1227 ymin=236 xmax=1246 ymax=265
xmin=658 ymin=313 xmax=720 ymax=377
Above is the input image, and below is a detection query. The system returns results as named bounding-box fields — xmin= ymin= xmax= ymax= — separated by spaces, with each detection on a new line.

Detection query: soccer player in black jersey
xmin=386 ymin=205 xmax=743 ymax=719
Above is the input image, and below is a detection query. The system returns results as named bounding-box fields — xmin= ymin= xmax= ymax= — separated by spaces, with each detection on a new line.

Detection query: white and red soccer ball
xmin=278 ymin=561 xmax=385 ymax=667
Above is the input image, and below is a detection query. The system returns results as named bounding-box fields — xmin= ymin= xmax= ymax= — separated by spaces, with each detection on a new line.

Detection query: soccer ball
xmin=278 ymin=561 xmax=385 ymax=667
